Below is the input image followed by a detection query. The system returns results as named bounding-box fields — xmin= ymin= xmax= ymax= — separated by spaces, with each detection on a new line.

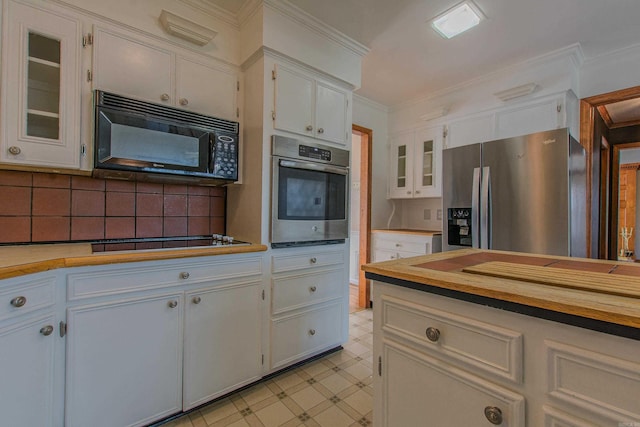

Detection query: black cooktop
xmin=90 ymin=235 xmax=248 ymax=252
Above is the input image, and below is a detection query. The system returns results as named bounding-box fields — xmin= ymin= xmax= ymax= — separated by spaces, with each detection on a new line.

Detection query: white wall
xmin=581 ymin=44 xmax=640 ymax=99
xmin=352 ymin=94 xmax=393 ymax=230
xmin=400 ymin=198 xmax=443 ymax=231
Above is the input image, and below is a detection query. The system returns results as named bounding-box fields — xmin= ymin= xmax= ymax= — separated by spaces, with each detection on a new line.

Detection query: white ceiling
xmin=208 ymin=0 xmax=640 ymax=108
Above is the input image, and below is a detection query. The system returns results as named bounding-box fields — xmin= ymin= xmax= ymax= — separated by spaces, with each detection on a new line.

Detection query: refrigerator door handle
xmin=481 ymin=166 xmax=490 ymax=249
xmin=471 ymin=167 xmax=480 ymax=248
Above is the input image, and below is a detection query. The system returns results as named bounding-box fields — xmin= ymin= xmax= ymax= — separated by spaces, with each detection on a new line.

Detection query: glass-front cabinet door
xmin=389 ymin=131 xmax=415 ymax=198
xmin=1 ymin=0 xmax=82 ymax=169
xmin=414 ymin=126 xmax=442 ymax=198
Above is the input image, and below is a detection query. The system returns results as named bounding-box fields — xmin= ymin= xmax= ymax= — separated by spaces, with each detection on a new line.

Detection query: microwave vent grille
xmin=98 ymin=91 xmax=239 ymax=134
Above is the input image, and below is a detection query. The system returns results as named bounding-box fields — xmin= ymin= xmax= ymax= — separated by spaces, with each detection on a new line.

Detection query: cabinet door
xmin=183 ymin=280 xmax=262 ymax=410
xmin=315 ymin=81 xmax=348 ymax=144
xmin=377 ymin=340 xmax=525 ymax=427
xmin=176 ymin=57 xmax=238 ymax=121
xmin=1 ymin=0 xmax=81 ymax=168
xmin=389 ymin=132 xmax=415 ymax=199
xmin=273 ymin=63 xmax=314 ymax=138
xmin=65 ymin=294 xmax=183 ymax=427
xmin=414 ymin=126 xmax=442 ymax=198
xmin=93 ymin=25 xmax=173 ymax=105
xmin=0 ymin=314 xmax=56 ymax=427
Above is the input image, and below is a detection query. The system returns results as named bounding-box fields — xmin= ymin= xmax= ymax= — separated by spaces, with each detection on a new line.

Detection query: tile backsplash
xmin=0 ymin=170 xmax=226 ymax=244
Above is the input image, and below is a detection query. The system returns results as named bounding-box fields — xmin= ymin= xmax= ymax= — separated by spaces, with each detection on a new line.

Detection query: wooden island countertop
xmin=362 ymin=248 xmax=640 ymax=338
xmin=0 ymin=242 xmax=268 ymax=280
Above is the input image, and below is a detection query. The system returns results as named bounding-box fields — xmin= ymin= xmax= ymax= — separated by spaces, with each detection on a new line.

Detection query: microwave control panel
xmin=299 ymin=145 xmax=332 ymax=162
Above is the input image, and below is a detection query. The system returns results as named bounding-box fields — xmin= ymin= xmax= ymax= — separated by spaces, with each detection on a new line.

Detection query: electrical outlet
xmin=423 ymin=209 xmax=431 ymax=220
xmin=437 ymin=209 xmax=443 ymax=221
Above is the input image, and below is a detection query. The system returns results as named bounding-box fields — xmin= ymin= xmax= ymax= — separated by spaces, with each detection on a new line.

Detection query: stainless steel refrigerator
xmin=442 ymin=128 xmax=586 ymax=257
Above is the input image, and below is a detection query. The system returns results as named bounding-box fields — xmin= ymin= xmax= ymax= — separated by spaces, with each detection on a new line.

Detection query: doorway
xmin=349 ymin=125 xmax=372 ymax=309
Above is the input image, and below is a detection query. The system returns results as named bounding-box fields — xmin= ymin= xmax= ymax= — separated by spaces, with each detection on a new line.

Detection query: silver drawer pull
xmin=317 ymin=127 xmax=324 ymax=134
xmin=306 ymin=125 xmax=313 ymax=131
xmin=192 ymin=296 xmax=201 ymax=304
xmin=167 ymin=300 xmax=178 ymax=309
xmin=309 ymin=329 xmax=316 ymax=336
xmin=309 ymin=286 xmax=317 ymax=293
xmin=40 ymin=325 xmax=54 ymax=336
xmin=395 ymin=243 xmax=401 ymax=247
xmin=484 ymin=406 xmax=503 ymax=425
xmin=10 ymin=296 xmax=27 ymax=308
xmin=425 ymin=327 xmax=440 ymax=342
xmin=8 ymin=146 xmax=21 ymax=155
xmin=310 ymin=257 xmax=317 ymax=264
xmin=179 ymin=272 xmax=190 ymax=279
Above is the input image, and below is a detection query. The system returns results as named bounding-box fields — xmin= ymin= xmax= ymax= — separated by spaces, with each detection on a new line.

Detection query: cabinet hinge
xmin=236 ymin=107 xmax=240 ymax=118
xmin=442 ymin=125 xmax=448 ymax=139
xmin=82 ymin=33 xmax=93 ymax=47
xmin=87 ymin=70 xmax=92 ymax=82
xmin=261 ymin=354 xmax=264 ymax=365
xmin=262 ymin=289 xmax=265 ymax=300
xmin=237 ymin=81 xmax=240 ymax=91
xmin=271 ymin=110 xmax=276 ymax=121
xmin=59 ymin=321 xmax=67 ymax=338
xmin=557 ymin=103 xmax=562 ymax=113
xmin=80 ymin=144 xmax=86 ymax=156
xmin=378 ymin=356 xmax=382 ymax=376
xmin=272 ymin=69 xmax=276 ymax=80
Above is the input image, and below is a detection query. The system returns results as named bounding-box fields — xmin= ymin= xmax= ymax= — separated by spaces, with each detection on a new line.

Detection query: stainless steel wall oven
xmin=271 ymin=136 xmax=349 ymax=247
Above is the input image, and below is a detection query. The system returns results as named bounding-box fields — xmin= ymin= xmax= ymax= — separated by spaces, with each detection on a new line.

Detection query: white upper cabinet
xmin=93 ymin=25 xmax=239 ymax=121
xmin=389 ymin=126 xmax=442 ymax=199
xmin=1 ymin=0 xmax=82 ymax=169
xmin=273 ymin=62 xmax=349 ymax=145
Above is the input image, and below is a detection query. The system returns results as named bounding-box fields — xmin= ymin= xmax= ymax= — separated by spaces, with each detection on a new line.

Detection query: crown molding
xmin=392 ymin=43 xmax=584 ymax=112
xmin=238 ymin=0 xmax=262 ymax=27
xmin=179 ymin=0 xmax=239 ymax=28
xmin=263 ymin=0 xmax=370 ymax=57
xmin=353 ymin=93 xmax=390 ymax=113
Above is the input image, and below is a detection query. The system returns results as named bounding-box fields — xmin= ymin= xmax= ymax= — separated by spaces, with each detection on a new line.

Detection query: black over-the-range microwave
xmin=93 ymin=90 xmax=239 ymax=184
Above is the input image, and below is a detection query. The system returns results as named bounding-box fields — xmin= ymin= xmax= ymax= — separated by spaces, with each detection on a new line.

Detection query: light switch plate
xmin=424 ymin=209 xmax=431 ymax=220
xmin=437 ymin=209 xmax=443 ymax=220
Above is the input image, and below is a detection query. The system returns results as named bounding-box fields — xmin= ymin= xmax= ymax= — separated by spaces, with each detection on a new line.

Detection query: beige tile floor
xmin=158 ymin=308 xmax=373 ymax=427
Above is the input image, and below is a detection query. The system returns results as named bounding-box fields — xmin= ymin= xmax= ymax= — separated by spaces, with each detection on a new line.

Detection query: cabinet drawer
xmin=381 ymin=295 xmax=523 ymax=383
xmin=373 ymin=236 xmax=430 ymax=254
xmin=272 ymin=268 xmax=344 ymax=314
xmin=271 ymin=302 xmax=343 ymax=369
xmin=68 ymin=256 xmax=262 ymax=300
xmin=0 ymin=276 xmax=56 ymax=321
xmin=272 ymin=249 xmax=344 ymax=273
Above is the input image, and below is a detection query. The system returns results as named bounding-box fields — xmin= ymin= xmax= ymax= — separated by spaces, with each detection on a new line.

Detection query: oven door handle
xmin=279 ymin=159 xmax=348 ymax=175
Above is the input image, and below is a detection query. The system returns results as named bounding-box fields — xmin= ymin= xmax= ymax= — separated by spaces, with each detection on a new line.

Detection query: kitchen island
xmin=363 ymin=249 xmax=640 ymax=427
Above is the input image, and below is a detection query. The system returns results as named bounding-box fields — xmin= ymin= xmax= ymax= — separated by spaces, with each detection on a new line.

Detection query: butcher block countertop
xmin=372 ymin=229 xmax=441 ymax=236
xmin=0 ymin=242 xmax=268 ymax=280
xmin=362 ymin=248 xmax=640 ymax=335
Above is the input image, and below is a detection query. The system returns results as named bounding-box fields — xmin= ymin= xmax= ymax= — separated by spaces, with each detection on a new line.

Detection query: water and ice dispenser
xmin=447 ymin=208 xmax=472 ymax=247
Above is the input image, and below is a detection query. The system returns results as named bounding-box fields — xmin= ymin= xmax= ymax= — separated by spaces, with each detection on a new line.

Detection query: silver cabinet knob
xmin=192 ymin=296 xmax=201 ymax=304
xmin=179 ymin=272 xmax=190 ymax=280
xmin=484 ymin=406 xmax=503 ymax=425
xmin=8 ymin=146 xmax=21 ymax=155
xmin=415 ymin=190 xmax=421 ymax=194
xmin=395 ymin=243 xmax=401 ymax=247
xmin=310 ymin=257 xmax=317 ymax=264
xmin=10 ymin=296 xmax=27 ymax=308
xmin=317 ymin=128 xmax=324 ymax=134
xmin=167 ymin=300 xmax=178 ymax=308
xmin=309 ymin=329 xmax=316 ymax=336
xmin=179 ymin=98 xmax=189 ymax=106
xmin=407 ymin=191 xmax=412 ymax=195
xmin=425 ymin=327 xmax=440 ymax=342
xmin=309 ymin=286 xmax=317 ymax=293
xmin=160 ymin=93 xmax=170 ymax=101
xmin=40 ymin=325 xmax=54 ymax=336
xmin=306 ymin=125 xmax=313 ymax=131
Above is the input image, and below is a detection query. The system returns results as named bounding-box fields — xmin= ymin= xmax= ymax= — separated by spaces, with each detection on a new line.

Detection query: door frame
xmin=580 ymin=85 xmax=640 ymax=258
xmin=352 ymin=124 xmax=372 ymax=308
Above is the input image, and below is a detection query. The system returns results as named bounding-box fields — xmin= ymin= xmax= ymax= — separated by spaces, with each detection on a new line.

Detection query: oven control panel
xmin=299 ymin=145 xmax=332 ymax=162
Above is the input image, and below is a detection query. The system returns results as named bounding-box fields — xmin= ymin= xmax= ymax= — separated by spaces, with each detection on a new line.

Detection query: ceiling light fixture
xmin=431 ymin=1 xmax=485 ymax=39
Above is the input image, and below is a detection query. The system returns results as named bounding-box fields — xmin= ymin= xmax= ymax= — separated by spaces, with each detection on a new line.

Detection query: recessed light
xmin=431 ymin=1 xmax=485 ymax=39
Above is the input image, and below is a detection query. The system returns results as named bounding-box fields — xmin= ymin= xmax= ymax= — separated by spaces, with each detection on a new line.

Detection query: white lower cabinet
xmin=183 ymin=280 xmax=262 ymax=410
xmin=381 ymin=340 xmax=524 ymax=426
xmin=270 ymin=246 xmax=348 ymax=372
xmin=65 ymin=293 xmax=184 ymax=427
xmin=0 ymin=272 xmax=59 ymax=427
xmin=371 ymin=230 xmax=441 ymax=262
xmin=373 ymin=281 xmax=640 ymax=427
